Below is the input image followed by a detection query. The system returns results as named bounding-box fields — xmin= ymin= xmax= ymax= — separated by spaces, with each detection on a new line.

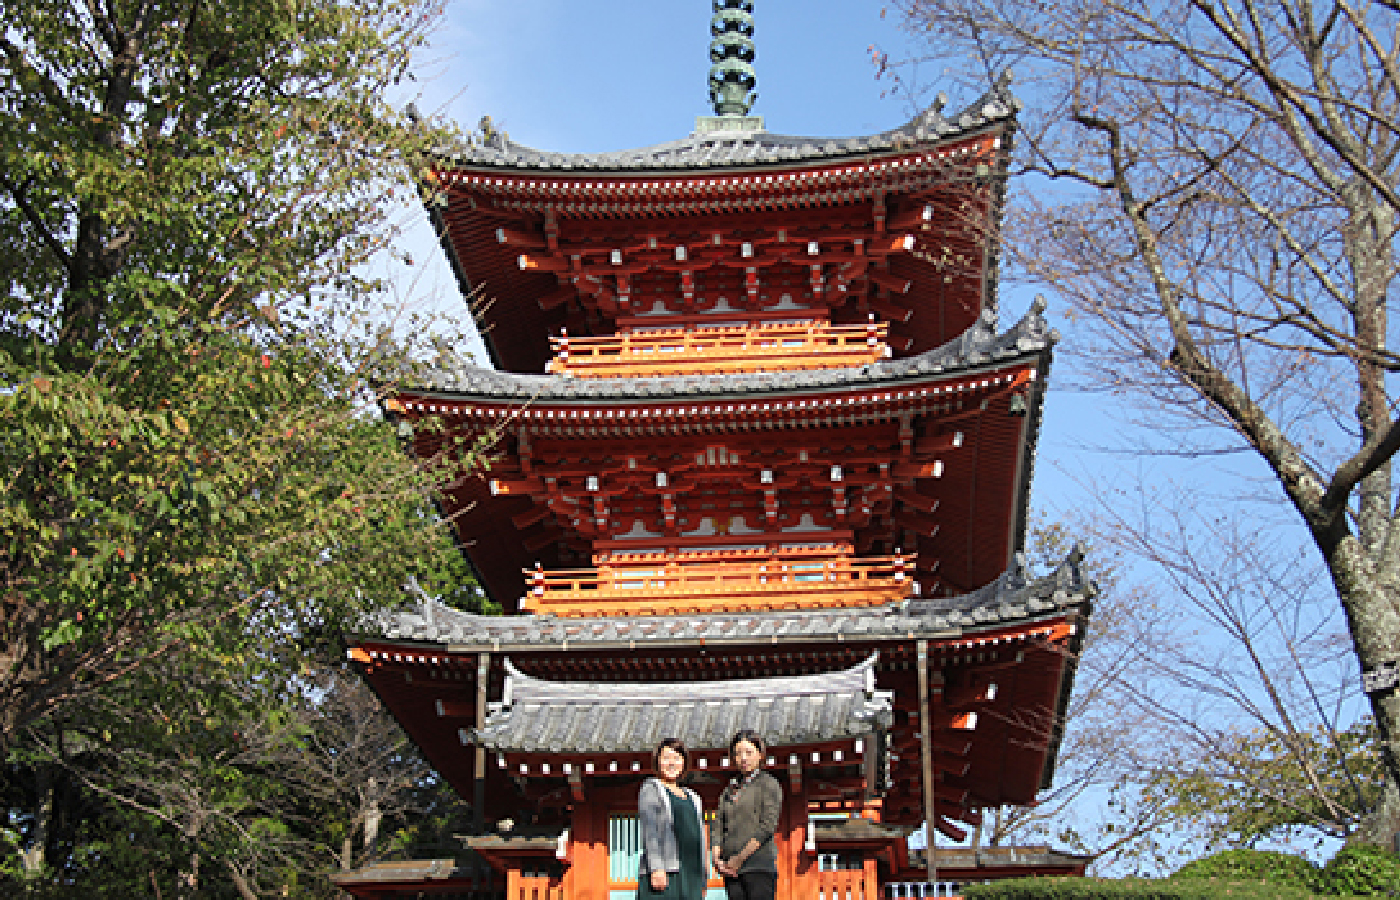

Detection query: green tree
xmin=6 ymin=657 xmax=468 ymax=897
xmin=1147 ymin=720 xmax=1385 ymax=850
xmin=0 ymin=0 xmax=468 ymax=742
xmin=0 ymin=0 xmax=490 ymax=883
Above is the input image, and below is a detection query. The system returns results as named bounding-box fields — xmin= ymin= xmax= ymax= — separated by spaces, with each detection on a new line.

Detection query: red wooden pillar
xmin=566 ymin=797 xmax=608 ymax=900
xmin=778 ymin=773 xmax=811 ymax=900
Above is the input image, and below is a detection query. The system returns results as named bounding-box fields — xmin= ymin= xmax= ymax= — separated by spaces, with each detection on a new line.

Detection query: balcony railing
xmin=816 ymin=865 xmax=880 ymax=900
xmin=508 ymin=875 xmax=563 ymax=900
xmin=520 ymin=547 xmax=910 ymax=617
xmin=546 ymin=320 xmax=889 ymax=379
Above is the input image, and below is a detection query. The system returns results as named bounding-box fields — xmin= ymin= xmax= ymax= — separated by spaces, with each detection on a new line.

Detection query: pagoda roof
xmin=472 ymin=655 xmax=891 ymax=754
xmin=435 ymin=79 xmax=1018 ymax=175
xmin=402 ymin=300 xmax=1053 ymax=405
xmin=362 ymin=545 xmax=1093 ymax=651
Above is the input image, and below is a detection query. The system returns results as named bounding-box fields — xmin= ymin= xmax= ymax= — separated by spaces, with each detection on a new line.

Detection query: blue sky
xmin=418 ymin=1 xmax=924 ymax=151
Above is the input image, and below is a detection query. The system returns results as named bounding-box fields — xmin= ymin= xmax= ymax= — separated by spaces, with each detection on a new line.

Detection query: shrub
xmin=962 ymin=875 xmax=1320 ymax=899
xmin=1318 ymin=844 xmax=1400 ymax=896
xmin=1171 ymin=848 xmax=1320 ymax=889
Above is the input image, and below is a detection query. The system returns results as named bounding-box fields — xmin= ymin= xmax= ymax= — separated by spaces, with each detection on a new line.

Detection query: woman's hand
xmin=650 ymin=871 xmax=668 ymax=891
xmin=715 ymin=858 xmax=738 ymax=878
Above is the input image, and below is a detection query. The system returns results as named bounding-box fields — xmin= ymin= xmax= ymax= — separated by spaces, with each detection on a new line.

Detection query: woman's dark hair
xmin=653 ymin=738 xmax=689 ymax=770
xmin=729 ymin=729 xmax=766 ymax=755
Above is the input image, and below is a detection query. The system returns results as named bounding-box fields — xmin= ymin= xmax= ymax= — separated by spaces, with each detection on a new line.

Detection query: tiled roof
xmin=435 ymin=76 xmax=1019 ymax=173
xmin=328 ymin=859 xmax=486 ymax=886
xmin=472 ymin=655 xmax=892 ymax=753
xmin=364 ymin=545 xmax=1095 ymax=649
xmin=813 ymin=818 xmax=913 ymax=841
xmin=908 ymin=845 xmax=1093 ymax=871
xmin=406 ymin=300 xmax=1054 ymax=402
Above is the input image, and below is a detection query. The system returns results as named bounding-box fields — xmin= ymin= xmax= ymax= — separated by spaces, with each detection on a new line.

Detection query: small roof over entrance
xmin=474 ymin=654 xmax=892 ymax=754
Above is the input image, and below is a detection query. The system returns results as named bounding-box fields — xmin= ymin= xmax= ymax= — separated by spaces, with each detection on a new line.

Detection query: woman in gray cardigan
xmin=638 ymin=738 xmax=707 ymax=900
xmin=710 ymin=730 xmax=782 ymax=900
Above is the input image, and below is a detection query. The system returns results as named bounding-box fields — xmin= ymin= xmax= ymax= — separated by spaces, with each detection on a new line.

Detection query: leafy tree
xmin=5 ymin=654 xmax=472 ymax=896
xmin=1146 ymin=719 xmax=1385 ymax=850
xmin=0 ymin=0 xmax=469 ymax=742
xmin=887 ymin=0 xmax=1400 ymax=844
xmin=0 ymin=0 xmax=493 ymax=886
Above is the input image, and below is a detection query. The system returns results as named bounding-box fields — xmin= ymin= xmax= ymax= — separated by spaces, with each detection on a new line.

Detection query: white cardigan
xmin=637 ymin=777 xmax=706 ymax=876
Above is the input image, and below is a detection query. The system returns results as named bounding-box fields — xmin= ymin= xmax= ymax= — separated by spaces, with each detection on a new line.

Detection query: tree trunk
xmin=227 ymin=861 xmax=259 ymax=900
xmin=341 ymin=829 xmax=355 ymax=871
xmin=19 ymin=763 xmax=53 ymax=876
xmin=178 ymin=851 xmax=200 ymax=900
xmin=1322 ymin=531 xmax=1400 ymax=845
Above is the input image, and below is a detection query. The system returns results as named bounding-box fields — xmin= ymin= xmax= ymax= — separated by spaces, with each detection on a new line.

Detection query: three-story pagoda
xmin=341 ymin=5 xmax=1094 ymax=898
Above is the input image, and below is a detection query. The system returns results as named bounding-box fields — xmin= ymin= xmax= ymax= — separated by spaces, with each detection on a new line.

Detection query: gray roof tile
xmin=410 ymin=302 xmax=1055 ymax=402
xmin=473 ymin=655 xmax=892 ymax=753
xmin=439 ymin=78 xmax=1018 ymax=174
xmin=365 ymin=546 xmax=1095 ymax=649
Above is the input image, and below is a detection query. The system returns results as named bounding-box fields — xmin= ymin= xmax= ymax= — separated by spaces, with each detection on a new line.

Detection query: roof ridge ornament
xmin=695 ymin=0 xmax=765 ymax=134
xmin=709 ymin=0 xmax=757 ymax=116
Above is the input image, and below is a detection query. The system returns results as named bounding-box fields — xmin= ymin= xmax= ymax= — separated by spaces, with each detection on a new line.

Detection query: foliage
xmin=0 ymin=0 xmax=481 ymax=732
xmin=2 ymin=660 xmax=470 ymax=896
xmin=1170 ymin=849 xmax=1320 ymax=890
xmin=963 ymin=875 xmax=1322 ymax=899
xmin=0 ymin=0 xmax=490 ymax=889
xmin=1145 ymin=720 xmax=1385 ymax=849
xmin=1317 ymin=844 xmax=1400 ymax=897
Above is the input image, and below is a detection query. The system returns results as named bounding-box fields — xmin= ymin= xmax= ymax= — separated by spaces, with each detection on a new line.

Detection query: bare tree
xmin=1067 ymin=483 xmax=1382 ymax=866
xmin=886 ymin=0 xmax=1400 ymax=843
xmin=285 ymin=671 xmax=449 ymax=874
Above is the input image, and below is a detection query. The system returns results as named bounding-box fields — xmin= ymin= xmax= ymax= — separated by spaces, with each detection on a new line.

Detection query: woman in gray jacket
xmin=710 ymin=730 xmax=782 ymax=900
xmin=638 ymin=738 xmax=707 ymax=900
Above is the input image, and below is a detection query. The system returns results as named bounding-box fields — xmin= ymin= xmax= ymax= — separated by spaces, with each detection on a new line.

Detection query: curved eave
xmin=432 ymin=83 xmax=1019 ymax=175
xmin=394 ymin=302 xmax=1055 ymax=410
xmin=474 ymin=655 xmax=890 ymax=754
xmin=355 ymin=547 xmax=1095 ymax=650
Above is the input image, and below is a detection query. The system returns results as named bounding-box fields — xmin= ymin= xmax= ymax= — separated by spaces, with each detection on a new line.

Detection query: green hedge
xmin=962 ymin=876 xmax=1320 ymax=899
xmin=1172 ymin=848 xmax=1319 ymax=889
xmin=960 ymin=844 xmax=1400 ymax=898
xmin=1317 ymin=844 xmax=1400 ymax=896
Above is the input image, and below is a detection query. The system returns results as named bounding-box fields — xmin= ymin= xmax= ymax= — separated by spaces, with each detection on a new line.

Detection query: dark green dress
xmin=639 ymin=790 xmax=705 ymax=900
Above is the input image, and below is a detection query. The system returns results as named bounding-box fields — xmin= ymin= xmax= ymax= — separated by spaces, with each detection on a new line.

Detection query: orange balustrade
xmin=546 ymin=320 xmax=889 ymax=379
xmin=520 ymin=549 xmax=910 ymax=617
xmin=508 ymin=874 xmax=563 ymax=900
xmin=815 ymin=866 xmax=880 ymax=900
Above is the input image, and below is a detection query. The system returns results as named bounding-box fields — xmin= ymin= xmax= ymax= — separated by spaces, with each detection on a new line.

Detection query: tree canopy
xmin=2 ymin=0 xmax=486 ymax=889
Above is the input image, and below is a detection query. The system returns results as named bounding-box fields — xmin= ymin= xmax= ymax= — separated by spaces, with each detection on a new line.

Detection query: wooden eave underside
xmin=352 ymin=617 xmax=1076 ymax=838
xmin=398 ymin=362 xmax=1036 ymax=611
xmin=431 ymin=136 xmax=1004 ymax=373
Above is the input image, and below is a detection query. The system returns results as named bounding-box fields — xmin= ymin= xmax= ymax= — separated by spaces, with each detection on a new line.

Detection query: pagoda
xmin=341 ymin=4 xmax=1094 ymax=898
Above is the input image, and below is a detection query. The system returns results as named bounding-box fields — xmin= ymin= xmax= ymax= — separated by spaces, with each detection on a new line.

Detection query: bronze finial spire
xmin=708 ymin=1 xmax=756 ymax=116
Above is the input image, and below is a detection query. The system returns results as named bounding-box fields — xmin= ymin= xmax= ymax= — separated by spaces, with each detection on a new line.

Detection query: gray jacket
xmin=638 ymin=777 xmax=706 ymax=876
xmin=710 ymin=770 xmax=782 ymax=875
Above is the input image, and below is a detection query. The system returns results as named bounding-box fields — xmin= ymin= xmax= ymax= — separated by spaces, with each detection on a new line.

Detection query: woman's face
xmin=732 ymin=739 xmax=763 ymax=775
xmin=657 ymin=746 xmax=686 ymax=782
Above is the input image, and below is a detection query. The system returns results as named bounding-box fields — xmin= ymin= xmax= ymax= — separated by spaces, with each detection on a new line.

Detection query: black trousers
xmin=723 ymin=872 xmax=776 ymax=900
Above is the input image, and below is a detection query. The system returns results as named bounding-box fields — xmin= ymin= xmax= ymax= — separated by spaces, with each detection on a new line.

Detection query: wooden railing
xmin=546 ymin=320 xmax=889 ymax=379
xmin=884 ymin=881 xmax=973 ymax=899
xmin=520 ymin=548 xmax=910 ymax=617
xmin=509 ymin=874 xmax=563 ymax=900
xmin=816 ymin=866 xmax=880 ymax=900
